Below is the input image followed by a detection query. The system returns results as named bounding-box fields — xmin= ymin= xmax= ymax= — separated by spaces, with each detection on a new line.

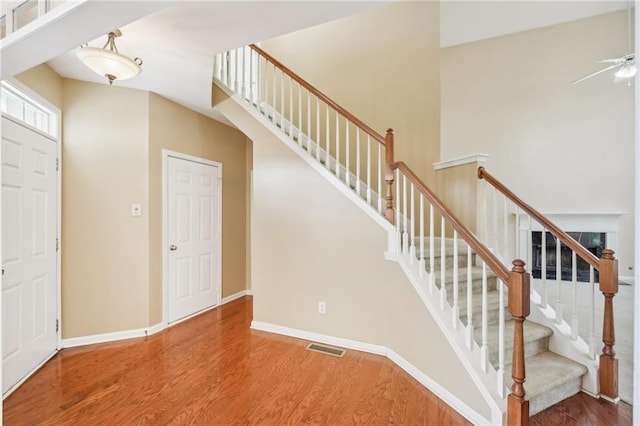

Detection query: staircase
xmin=421 ymin=238 xmax=588 ymax=416
xmin=212 ymin=44 xmax=620 ymax=425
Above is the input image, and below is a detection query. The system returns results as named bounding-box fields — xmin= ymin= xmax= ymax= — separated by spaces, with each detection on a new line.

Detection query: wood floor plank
xmin=6 ymin=296 xmax=628 ymax=425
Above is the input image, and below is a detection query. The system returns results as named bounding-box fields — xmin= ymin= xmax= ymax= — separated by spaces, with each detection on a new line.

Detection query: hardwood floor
xmin=530 ymin=392 xmax=632 ymax=425
xmin=4 ymin=297 xmax=471 ymax=425
xmin=4 ymin=296 xmax=634 ymax=425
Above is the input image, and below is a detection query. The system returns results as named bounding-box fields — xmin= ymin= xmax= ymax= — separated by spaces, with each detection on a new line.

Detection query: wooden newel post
xmin=384 ymin=128 xmax=395 ymax=224
xmin=507 ymin=259 xmax=530 ymax=426
xmin=599 ymin=248 xmax=618 ymax=401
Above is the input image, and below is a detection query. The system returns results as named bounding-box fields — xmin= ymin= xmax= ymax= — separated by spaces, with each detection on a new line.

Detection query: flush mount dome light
xmin=76 ymin=29 xmax=142 ymax=85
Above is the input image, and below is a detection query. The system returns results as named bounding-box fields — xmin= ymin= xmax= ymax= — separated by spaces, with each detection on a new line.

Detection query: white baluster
xmin=542 ymin=229 xmax=547 ymax=308
xmin=377 ymin=143 xmax=382 ymax=214
xmin=280 ymin=70 xmax=285 ymax=127
xmin=335 ymin=114 xmax=340 ymax=178
xmin=526 ymin=216 xmax=532 ymax=290
xmin=452 ymin=230 xmax=459 ymax=328
xmin=440 ymin=217 xmax=446 ymax=309
xmin=555 ymin=236 xmax=563 ymax=324
xmin=482 ymin=179 xmax=488 ymax=244
xmin=297 ymin=83 xmax=302 ymax=146
xmin=396 ymin=170 xmax=401 ymax=250
xmin=514 ymin=207 xmax=520 ymax=261
xmin=271 ymin=64 xmax=276 ymax=119
xmin=497 ymin=278 xmax=505 ymax=397
xmin=248 ymin=48 xmax=253 ymax=103
xmin=429 ymin=204 xmax=435 ymax=293
xmin=315 ymin=98 xmax=320 ymax=162
xmin=481 ymin=261 xmax=489 ymax=373
xmin=503 ymin=196 xmax=508 ymax=260
xmin=325 ymin=106 xmax=330 ymax=170
xmin=366 ymin=134 xmax=372 ymax=204
xmin=220 ymin=52 xmax=230 ymax=88
xmin=307 ymin=90 xmax=312 ymax=154
xmin=215 ymin=53 xmax=221 ymax=81
xmin=466 ymin=244 xmax=473 ymax=350
xmin=288 ymin=77 xmax=293 ymax=139
xmin=589 ymin=266 xmax=596 ymax=359
xmin=355 ymin=128 xmax=361 ymax=195
xmin=419 ymin=195 xmax=425 ymax=278
xmin=240 ymin=47 xmax=246 ymax=99
xmin=410 ymin=183 xmax=416 ymax=263
xmin=402 ymin=174 xmax=408 ymax=254
xmin=234 ymin=48 xmax=239 ymax=93
xmin=345 ymin=122 xmax=350 ymax=187
xmin=256 ymin=52 xmax=268 ymax=105
xmin=492 ymin=187 xmax=499 ymax=252
xmin=571 ymin=251 xmax=579 ymax=340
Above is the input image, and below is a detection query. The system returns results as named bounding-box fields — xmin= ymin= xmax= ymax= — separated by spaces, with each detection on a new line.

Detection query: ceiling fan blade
xmin=572 ymin=63 xmax=622 ymax=84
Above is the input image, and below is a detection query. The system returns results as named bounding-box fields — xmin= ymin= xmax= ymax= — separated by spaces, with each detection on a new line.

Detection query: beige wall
xmin=261 ymin=1 xmax=440 ymax=186
xmin=15 ymin=64 xmax=63 ymax=109
xmin=214 ymin=90 xmax=493 ymax=423
xmin=441 ymin=10 xmax=635 ymax=273
xmin=61 ymin=79 xmax=150 ymax=337
xmin=435 ymin=160 xmax=486 ymax=236
xmin=148 ymin=93 xmax=250 ymax=325
xmin=14 ymin=70 xmax=250 ymax=337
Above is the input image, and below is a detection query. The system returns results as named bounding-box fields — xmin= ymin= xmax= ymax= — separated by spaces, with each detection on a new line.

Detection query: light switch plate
xmin=131 ymin=203 xmax=142 ymax=217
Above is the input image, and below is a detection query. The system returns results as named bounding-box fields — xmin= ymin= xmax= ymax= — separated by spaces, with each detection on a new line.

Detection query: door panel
xmin=167 ymin=156 xmax=220 ymax=323
xmin=2 ymin=116 xmax=57 ymax=394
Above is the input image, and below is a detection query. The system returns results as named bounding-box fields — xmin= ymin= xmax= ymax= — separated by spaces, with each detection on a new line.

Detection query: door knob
xmin=169 ymin=244 xmax=178 ymax=251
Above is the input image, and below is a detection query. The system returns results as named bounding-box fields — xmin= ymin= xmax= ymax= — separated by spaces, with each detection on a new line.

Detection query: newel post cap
xmin=599 ymin=249 xmax=618 ymax=294
xmin=508 ymin=259 xmax=530 ymax=317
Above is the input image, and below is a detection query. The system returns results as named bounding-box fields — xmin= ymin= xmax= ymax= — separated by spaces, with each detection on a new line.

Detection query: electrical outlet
xmin=318 ymin=301 xmax=326 ymax=314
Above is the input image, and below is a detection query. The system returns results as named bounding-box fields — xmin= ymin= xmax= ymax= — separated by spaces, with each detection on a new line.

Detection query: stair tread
xmin=437 ymin=266 xmax=498 ymax=282
xmin=480 ymin=320 xmax=553 ymax=350
xmin=518 ymin=352 xmax=588 ymax=398
xmin=459 ymin=289 xmax=504 ymax=312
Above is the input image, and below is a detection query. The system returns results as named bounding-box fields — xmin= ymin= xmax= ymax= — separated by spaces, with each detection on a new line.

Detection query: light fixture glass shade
xmin=76 ymin=46 xmax=141 ymax=82
xmin=614 ymin=64 xmax=637 ymax=79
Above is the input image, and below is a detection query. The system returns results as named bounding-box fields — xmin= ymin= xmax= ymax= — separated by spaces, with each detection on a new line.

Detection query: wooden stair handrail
xmin=249 ymin=44 xmax=387 ymax=146
xmin=393 ymin=161 xmax=511 ymax=283
xmin=478 ymin=166 xmax=600 ymax=270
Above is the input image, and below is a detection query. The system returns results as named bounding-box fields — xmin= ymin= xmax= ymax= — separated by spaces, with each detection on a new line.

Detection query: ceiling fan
xmin=572 ymin=2 xmax=636 ymax=85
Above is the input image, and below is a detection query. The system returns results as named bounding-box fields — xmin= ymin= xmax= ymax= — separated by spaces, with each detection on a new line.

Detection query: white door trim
xmin=4 ymin=77 xmax=62 ymax=351
xmin=161 ymin=149 xmax=222 ymax=327
xmin=0 ymin=78 xmax=61 ymax=405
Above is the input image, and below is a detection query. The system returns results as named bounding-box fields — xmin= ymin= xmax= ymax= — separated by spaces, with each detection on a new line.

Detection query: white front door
xmin=167 ymin=156 xmax=221 ymax=323
xmin=2 ymin=116 xmax=58 ymax=394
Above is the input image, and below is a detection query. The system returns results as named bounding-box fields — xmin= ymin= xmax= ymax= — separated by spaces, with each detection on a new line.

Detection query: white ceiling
xmin=43 ymin=1 xmax=389 ymax=123
xmin=3 ymin=1 xmax=631 ymax=125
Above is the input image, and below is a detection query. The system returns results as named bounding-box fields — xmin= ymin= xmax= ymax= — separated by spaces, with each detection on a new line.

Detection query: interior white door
xmin=167 ymin=156 xmax=220 ymax=323
xmin=2 ymin=116 xmax=57 ymax=394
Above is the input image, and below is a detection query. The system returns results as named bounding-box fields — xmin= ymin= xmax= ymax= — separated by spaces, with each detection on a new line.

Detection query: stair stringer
xmin=213 ymin=81 xmax=506 ymax=424
xmin=385 ymin=248 xmax=506 ymax=424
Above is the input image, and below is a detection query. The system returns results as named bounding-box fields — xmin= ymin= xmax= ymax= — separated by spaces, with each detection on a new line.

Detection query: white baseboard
xmin=251 ymin=321 xmax=387 ymax=355
xmin=147 ymin=322 xmax=165 ymax=336
xmin=62 ymin=327 xmax=150 ymax=348
xmin=250 ymin=321 xmax=492 ymax=425
xmin=619 ymin=275 xmax=634 ymax=285
xmin=222 ymin=289 xmax=252 ymax=305
xmin=62 ymin=292 xmax=255 ymax=349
